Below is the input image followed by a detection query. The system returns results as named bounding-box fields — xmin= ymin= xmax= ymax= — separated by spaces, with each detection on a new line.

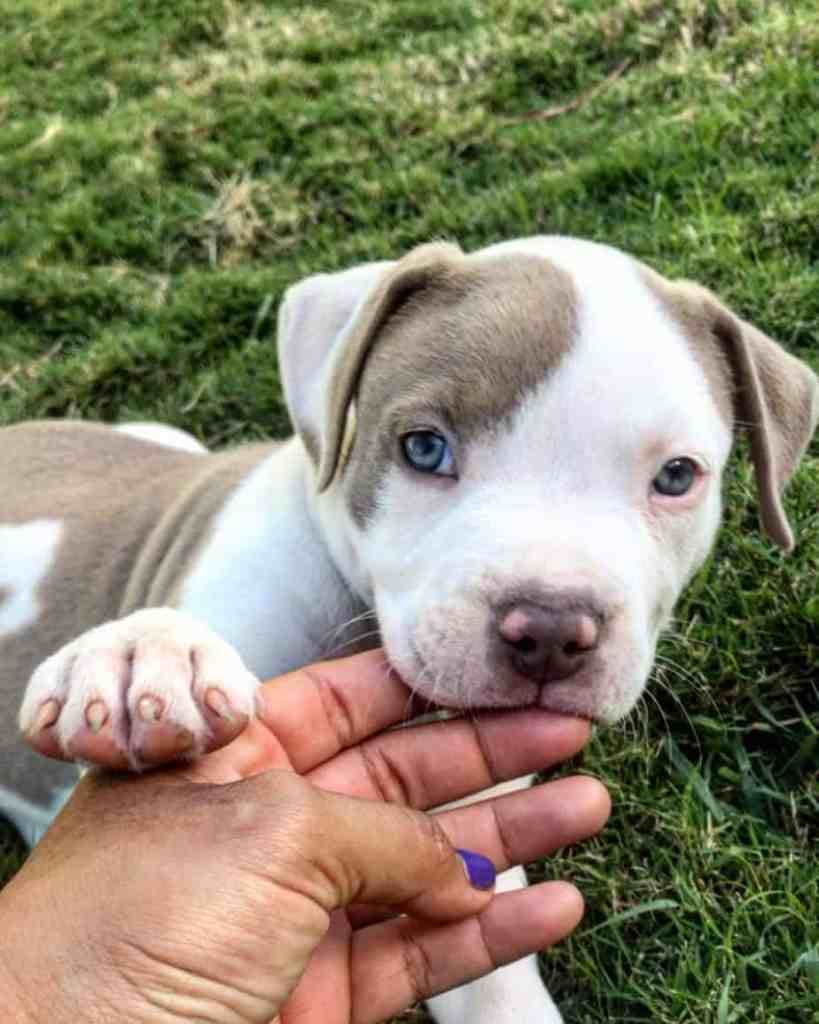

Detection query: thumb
xmin=247 ymin=772 xmax=496 ymax=923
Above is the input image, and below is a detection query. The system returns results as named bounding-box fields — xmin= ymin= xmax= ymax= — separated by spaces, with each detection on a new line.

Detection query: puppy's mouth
xmin=407 ymin=684 xmax=597 ymax=723
xmin=532 ymin=671 xmax=606 ymax=720
xmin=536 ymin=686 xmax=597 ymax=721
xmin=405 ymin=640 xmax=599 ymax=719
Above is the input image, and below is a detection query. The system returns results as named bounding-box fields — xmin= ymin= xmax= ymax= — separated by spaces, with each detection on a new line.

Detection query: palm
xmin=177 ymin=651 xmax=599 ymax=1024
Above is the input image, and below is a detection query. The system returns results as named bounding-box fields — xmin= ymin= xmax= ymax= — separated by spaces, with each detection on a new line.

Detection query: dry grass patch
xmin=195 ymin=172 xmax=317 ymax=266
xmin=0 ymin=344 xmax=62 ymax=394
xmin=163 ymin=1 xmax=278 ymax=97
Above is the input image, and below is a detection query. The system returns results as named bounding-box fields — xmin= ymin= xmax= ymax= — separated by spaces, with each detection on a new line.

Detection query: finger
xmin=349 ymin=882 xmax=583 ymax=1023
xmin=436 ymin=774 xmax=611 ymax=872
xmin=210 ymin=650 xmax=415 ymax=779
xmin=259 ymin=650 xmax=412 ymax=773
xmin=346 ymin=902 xmax=398 ymax=929
xmin=348 ymin=773 xmax=608 ymax=930
xmin=307 ymin=709 xmax=590 ymax=808
xmin=280 ymin=911 xmax=353 ymax=1024
xmin=249 ymin=773 xmax=497 ymax=923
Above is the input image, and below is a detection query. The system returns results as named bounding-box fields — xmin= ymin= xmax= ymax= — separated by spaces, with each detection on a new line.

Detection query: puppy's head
xmin=278 ymin=238 xmax=818 ymax=721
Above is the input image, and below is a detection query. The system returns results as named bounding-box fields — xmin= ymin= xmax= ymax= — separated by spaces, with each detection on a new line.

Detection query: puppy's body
xmin=1 ymin=236 xmax=816 ymax=1024
xmin=0 ymin=424 xmax=368 ymax=837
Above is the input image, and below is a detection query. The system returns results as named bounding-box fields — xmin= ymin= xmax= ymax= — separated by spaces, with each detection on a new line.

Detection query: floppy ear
xmin=277 ymin=241 xmax=464 ymax=490
xmin=277 ymin=259 xmax=393 ymax=470
xmin=678 ymin=284 xmax=818 ymax=551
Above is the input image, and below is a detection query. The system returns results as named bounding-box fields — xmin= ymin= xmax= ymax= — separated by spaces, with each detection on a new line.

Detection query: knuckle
xmin=304 ymin=665 xmax=358 ymax=749
xmin=358 ymin=743 xmax=414 ymax=806
xmin=490 ymin=800 xmax=515 ymax=868
xmin=470 ymin=718 xmax=502 ymax=786
xmin=412 ymin=808 xmax=455 ymax=872
xmin=219 ymin=773 xmax=313 ymax=841
xmin=400 ymin=924 xmax=436 ymax=1002
xmin=474 ymin=912 xmax=498 ymax=972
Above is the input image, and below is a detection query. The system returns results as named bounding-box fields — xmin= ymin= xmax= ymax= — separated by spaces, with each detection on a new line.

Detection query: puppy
xmin=1 ymin=236 xmax=816 ymax=1024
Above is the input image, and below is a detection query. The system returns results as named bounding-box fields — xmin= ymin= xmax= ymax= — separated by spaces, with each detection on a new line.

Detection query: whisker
xmin=649 ymin=668 xmax=706 ymax=757
xmin=661 ymin=627 xmax=712 ymax=650
xmin=617 ymin=695 xmax=649 ymax=746
xmin=321 ymin=608 xmax=377 ymax=647
xmin=652 ymin=651 xmax=724 ymax=720
xmin=326 ymin=627 xmax=383 ymax=657
xmin=641 ymin=686 xmax=672 ymax=748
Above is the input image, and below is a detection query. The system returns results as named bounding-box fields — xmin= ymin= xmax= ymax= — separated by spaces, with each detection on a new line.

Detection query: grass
xmin=1 ymin=0 xmax=817 ymax=1019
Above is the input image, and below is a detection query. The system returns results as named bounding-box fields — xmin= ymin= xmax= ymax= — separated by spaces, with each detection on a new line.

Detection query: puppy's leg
xmin=19 ymin=608 xmax=258 ymax=769
xmin=427 ymin=777 xmax=565 ymax=1024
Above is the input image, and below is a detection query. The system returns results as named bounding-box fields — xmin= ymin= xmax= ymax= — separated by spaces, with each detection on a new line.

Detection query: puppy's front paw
xmin=19 ymin=609 xmax=259 ymax=770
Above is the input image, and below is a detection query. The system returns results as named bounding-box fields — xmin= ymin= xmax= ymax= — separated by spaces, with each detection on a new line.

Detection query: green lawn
xmin=1 ymin=1 xmax=817 ymax=1020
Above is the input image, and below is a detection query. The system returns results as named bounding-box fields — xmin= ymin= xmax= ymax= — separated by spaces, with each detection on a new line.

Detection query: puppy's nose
xmin=496 ymin=601 xmax=600 ymax=683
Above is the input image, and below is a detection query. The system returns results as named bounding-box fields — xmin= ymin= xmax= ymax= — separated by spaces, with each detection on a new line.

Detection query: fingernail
xmin=34 ymin=699 xmax=60 ymax=732
xmin=456 ymin=849 xmax=496 ymax=891
xmin=86 ymin=700 xmax=109 ymax=733
xmin=205 ymin=687 xmax=235 ymax=723
xmin=138 ymin=694 xmax=164 ymax=723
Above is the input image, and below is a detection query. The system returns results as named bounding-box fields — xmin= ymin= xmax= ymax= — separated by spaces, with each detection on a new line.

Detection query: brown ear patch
xmin=639 ymin=268 xmax=735 ymax=428
xmin=643 ymin=268 xmax=819 ymax=550
xmin=316 ymin=242 xmax=465 ymax=490
xmin=340 ymin=252 xmax=579 ymax=524
xmin=711 ymin=307 xmax=818 ymax=550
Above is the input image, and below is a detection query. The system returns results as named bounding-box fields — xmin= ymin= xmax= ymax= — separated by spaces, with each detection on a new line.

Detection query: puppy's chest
xmin=175 ymin=463 xmax=371 ymax=679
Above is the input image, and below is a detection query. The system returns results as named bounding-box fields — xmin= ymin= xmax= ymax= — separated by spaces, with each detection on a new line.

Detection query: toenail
xmin=34 ymin=699 xmax=60 ymax=732
xmin=86 ymin=701 xmax=109 ymax=733
xmin=177 ymin=729 xmax=194 ymax=752
xmin=205 ymin=687 xmax=235 ymax=722
xmin=138 ymin=694 xmax=164 ymax=722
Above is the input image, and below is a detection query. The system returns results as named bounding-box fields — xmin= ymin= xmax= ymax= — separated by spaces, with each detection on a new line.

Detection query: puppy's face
xmin=281 ymin=238 xmax=818 ymax=721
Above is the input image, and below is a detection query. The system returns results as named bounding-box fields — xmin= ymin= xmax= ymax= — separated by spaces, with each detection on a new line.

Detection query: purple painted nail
xmin=456 ymin=848 xmax=496 ymax=890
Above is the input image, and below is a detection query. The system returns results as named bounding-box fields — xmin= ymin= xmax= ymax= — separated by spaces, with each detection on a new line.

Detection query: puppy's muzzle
xmin=493 ymin=593 xmax=604 ymax=685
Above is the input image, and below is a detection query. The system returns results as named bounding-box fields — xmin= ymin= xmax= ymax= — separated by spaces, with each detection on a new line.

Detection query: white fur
xmin=0 ymin=520 xmax=63 ymax=636
xmin=177 ymin=439 xmax=366 ymax=679
xmin=18 ymin=608 xmax=259 ymax=767
xmin=114 ymin=421 xmax=208 ymax=454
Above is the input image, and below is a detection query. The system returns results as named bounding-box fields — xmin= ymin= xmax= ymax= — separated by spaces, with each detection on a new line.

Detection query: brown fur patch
xmin=0 ymin=421 xmax=276 ymax=812
xmin=343 ymin=253 xmax=578 ymax=524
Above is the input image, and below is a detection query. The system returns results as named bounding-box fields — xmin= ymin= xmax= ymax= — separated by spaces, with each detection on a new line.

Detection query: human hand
xmin=0 ymin=650 xmax=609 ymax=1023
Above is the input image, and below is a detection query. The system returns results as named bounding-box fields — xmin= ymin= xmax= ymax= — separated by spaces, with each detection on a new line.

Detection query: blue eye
xmin=653 ymin=458 xmax=698 ymax=497
xmin=401 ymin=431 xmax=456 ymax=476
